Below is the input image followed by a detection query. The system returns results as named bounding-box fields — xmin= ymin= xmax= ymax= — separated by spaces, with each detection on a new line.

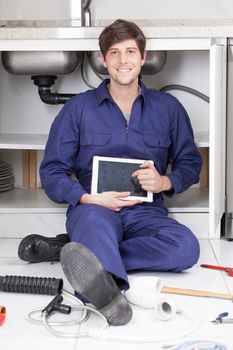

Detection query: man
xmin=20 ymin=19 xmax=202 ymax=325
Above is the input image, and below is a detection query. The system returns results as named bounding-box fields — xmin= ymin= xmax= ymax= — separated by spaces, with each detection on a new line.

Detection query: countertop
xmin=1 ymin=19 xmax=233 ymax=39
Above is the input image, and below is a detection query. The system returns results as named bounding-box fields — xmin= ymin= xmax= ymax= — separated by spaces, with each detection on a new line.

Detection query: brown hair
xmin=99 ymin=19 xmax=146 ymax=59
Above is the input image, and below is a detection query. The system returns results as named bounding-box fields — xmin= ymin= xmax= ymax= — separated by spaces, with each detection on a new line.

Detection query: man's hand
xmin=132 ymin=161 xmax=172 ymax=193
xmin=80 ymin=191 xmax=142 ymax=211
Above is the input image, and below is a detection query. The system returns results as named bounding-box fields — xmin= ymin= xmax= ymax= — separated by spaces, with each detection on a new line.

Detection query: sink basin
xmin=2 ymin=51 xmax=83 ymax=75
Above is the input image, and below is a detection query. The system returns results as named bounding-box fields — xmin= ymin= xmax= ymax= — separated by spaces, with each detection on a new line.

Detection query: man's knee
xmin=173 ymin=228 xmax=200 ymax=271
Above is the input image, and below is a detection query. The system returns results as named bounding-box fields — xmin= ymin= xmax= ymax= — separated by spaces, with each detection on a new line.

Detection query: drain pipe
xmin=31 ymin=75 xmax=75 ymax=105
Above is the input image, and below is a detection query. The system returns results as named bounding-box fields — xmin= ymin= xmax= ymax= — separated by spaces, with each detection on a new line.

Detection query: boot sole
xmin=18 ymin=234 xmax=69 ymax=262
xmin=60 ymin=242 xmax=132 ymax=326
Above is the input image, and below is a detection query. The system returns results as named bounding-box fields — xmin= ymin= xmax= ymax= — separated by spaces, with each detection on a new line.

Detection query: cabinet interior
xmin=0 ymin=48 xmax=213 ymax=238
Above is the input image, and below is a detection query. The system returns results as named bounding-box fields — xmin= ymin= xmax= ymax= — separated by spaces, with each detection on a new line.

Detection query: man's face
xmin=101 ymin=39 xmax=146 ymax=87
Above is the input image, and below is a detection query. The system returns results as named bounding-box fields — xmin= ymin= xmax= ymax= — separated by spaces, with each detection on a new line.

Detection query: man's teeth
xmin=118 ymin=68 xmax=131 ymax=72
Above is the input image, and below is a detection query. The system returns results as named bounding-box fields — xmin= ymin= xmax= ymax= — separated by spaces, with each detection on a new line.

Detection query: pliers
xmin=201 ymin=264 xmax=233 ymax=277
xmin=0 ymin=306 xmax=6 ymax=325
xmin=212 ymin=312 xmax=233 ymax=324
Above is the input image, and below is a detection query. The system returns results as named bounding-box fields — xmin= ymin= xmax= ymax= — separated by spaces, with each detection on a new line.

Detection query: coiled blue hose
xmin=171 ymin=340 xmax=227 ymax=350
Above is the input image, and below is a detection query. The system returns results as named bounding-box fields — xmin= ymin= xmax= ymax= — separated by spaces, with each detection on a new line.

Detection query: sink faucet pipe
xmin=81 ymin=0 xmax=92 ymax=27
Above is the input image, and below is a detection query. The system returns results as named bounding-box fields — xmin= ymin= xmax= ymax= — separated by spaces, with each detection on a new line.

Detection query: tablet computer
xmin=91 ymin=156 xmax=154 ymax=202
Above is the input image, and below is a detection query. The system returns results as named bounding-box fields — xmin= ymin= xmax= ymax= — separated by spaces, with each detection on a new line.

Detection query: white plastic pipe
xmin=153 ymin=296 xmax=180 ymax=320
xmin=125 ymin=276 xmax=179 ymax=320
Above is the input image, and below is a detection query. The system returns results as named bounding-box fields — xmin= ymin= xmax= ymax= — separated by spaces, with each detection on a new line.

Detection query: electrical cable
xmin=27 ymin=307 xmax=88 ymax=327
xmin=159 ymin=84 xmax=209 ymax=103
xmin=27 ymin=289 xmax=109 ymax=338
xmin=89 ymin=308 xmax=199 ymax=343
xmin=42 ymin=304 xmax=108 ymax=338
xmin=26 ymin=289 xmax=199 ymax=343
xmin=80 ymin=53 xmax=96 ymax=89
xmin=26 ymin=290 xmax=89 ymax=326
xmin=86 ymin=52 xmax=105 ymax=81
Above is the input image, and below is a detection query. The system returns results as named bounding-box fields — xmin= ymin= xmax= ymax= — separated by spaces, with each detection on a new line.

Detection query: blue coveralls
xmin=40 ymin=79 xmax=202 ymax=290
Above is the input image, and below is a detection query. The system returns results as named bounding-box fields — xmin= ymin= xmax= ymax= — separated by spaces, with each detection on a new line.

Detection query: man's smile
xmin=117 ymin=68 xmax=132 ymax=72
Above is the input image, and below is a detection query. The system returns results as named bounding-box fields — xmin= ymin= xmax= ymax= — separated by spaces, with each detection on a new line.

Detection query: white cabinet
xmin=209 ymin=43 xmax=227 ymax=237
xmin=0 ymin=33 xmax=227 ymax=239
xmin=165 ymin=40 xmax=227 ymax=238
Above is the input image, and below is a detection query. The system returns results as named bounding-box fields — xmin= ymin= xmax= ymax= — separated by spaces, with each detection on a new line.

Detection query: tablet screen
xmin=91 ymin=156 xmax=153 ymax=202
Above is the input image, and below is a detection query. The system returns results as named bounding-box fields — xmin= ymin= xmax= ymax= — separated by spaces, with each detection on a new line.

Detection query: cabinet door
xmin=209 ymin=43 xmax=227 ymax=237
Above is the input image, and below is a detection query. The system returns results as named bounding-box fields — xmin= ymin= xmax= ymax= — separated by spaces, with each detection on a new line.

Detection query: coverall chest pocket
xmin=143 ymin=133 xmax=171 ymax=169
xmin=80 ymin=133 xmax=111 ymax=146
xmin=79 ymin=133 xmax=111 ymax=158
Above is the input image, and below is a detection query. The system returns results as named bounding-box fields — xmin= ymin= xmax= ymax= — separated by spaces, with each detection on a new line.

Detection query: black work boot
xmin=18 ymin=234 xmax=70 ymax=263
xmin=60 ymin=242 xmax=133 ymax=326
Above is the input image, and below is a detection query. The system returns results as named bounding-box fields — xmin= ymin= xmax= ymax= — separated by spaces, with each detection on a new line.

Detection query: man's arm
xmin=165 ymin=99 xmax=202 ymax=196
xmin=40 ymin=100 xmax=87 ymax=207
xmin=133 ymin=94 xmax=202 ymax=197
xmin=40 ymin=99 xmax=143 ymax=211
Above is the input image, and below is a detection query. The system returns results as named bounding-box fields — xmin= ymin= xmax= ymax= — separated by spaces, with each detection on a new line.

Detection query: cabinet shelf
xmin=0 ymin=188 xmax=67 ymax=213
xmin=0 ymin=131 xmax=209 ymax=150
xmin=195 ymin=131 xmax=209 ymax=147
xmin=0 ymin=133 xmax=47 ymax=150
xmin=0 ymin=187 xmax=208 ymax=214
xmin=164 ymin=187 xmax=209 ymax=212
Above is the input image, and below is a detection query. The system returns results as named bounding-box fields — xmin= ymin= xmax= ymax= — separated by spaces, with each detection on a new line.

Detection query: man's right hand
xmin=80 ymin=192 xmax=142 ymax=212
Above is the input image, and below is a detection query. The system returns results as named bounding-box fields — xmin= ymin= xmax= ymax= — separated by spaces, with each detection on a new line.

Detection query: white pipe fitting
xmin=125 ymin=276 xmax=162 ymax=308
xmin=153 ymin=296 xmax=180 ymax=321
xmin=125 ymin=276 xmax=179 ymax=321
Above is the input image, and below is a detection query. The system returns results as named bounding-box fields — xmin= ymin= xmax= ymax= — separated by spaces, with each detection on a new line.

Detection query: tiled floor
xmin=1 ymin=238 xmax=233 ymax=350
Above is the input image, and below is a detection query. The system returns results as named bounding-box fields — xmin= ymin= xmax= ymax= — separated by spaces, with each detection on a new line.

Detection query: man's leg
xmin=18 ymin=233 xmax=69 ymax=263
xmin=119 ymin=205 xmax=200 ymax=272
xmin=66 ymin=204 xmax=129 ymax=288
xmin=60 ymin=241 xmax=132 ymax=325
xmin=63 ymin=204 xmax=133 ymax=325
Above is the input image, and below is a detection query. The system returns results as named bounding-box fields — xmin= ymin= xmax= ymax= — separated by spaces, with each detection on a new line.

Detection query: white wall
xmin=1 ymin=0 xmax=232 ymax=23
xmin=0 ymin=0 xmax=82 ymax=21
xmin=91 ymin=0 xmax=233 ymax=21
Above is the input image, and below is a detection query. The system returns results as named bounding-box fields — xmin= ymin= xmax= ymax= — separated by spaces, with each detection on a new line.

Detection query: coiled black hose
xmin=0 ymin=275 xmax=63 ymax=295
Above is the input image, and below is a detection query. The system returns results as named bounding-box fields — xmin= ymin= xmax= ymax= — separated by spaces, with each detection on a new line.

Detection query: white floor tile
xmin=0 ymin=238 xmax=21 ymax=257
xmin=210 ymin=239 xmax=233 ymax=265
xmin=206 ymin=239 xmax=233 ymax=295
xmin=0 ymin=239 xmax=233 ymax=350
xmin=2 ymin=337 xmax=77 ymax=350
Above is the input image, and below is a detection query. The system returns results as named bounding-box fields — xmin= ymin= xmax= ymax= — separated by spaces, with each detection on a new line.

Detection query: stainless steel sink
xmin=1 ymin=51 xmax=83 ymax=75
